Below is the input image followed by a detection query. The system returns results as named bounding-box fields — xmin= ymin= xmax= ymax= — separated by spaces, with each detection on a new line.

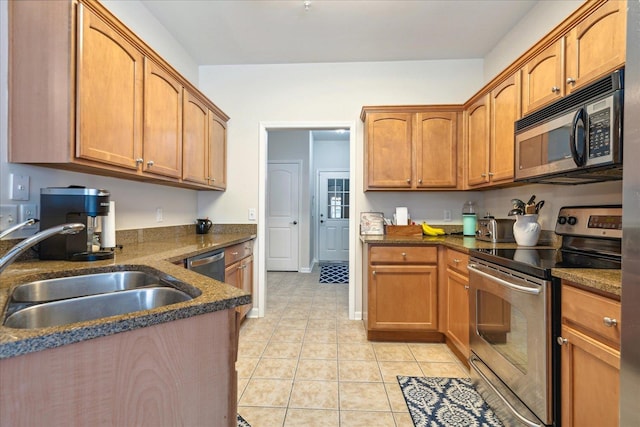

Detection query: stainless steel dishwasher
xmin=184 ymin=249 xmax=225 ymax=282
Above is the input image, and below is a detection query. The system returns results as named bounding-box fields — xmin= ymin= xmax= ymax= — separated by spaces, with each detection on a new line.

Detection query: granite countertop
xmin=361 ymin=233 xmax=622 ymax=298
xmin=0 ymin=232 xmax=255 ymax=359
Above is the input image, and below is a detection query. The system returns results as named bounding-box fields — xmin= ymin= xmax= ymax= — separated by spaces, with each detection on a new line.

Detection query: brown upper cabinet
xmin=362 ymin=107 xmax=462 ymax=191
xmin=466 ymin=72 xmax=521 ymax=188
xmin=522 ymin=0 xmax=626 ymax=115
xmin=8 ymin=0 xmax=229 ymax=190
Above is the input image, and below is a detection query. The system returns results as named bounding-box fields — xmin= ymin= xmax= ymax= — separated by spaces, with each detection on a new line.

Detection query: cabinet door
xmin=368 ymin=265 xmax=438 ymax=331
xmin=415 ymin=112 xmax=458 ymax=188
xmin=208 ymin=111 xmax=228 ymax=190
xmin=521 ymin=39 xmax=564 ymax=115
xmin=365 ymin=113 xmax=413 ymax=189
xmin=565 ymin=0 xmax=626 ymax=94
xmin=225 ymin=261 xmax=240 ymax=289
xmin=560 ymin=325 xmax=620 ymax=427
xmin=446 ymin=267 xmax=469 ymax=358
xmin=489 ymin=73 xmax=520 ymax=184
xmin=238 ymin=255 xmax=253 ymax=319
xmin=466 ymin=96 xmax=490 ymax=187
xmin=76 ymin=5 xmax=143 ymax=170
xmin=182 ymin=90 xmax=209 ymax=185
xmin=143 ymin=58 xmax=183 ymax=178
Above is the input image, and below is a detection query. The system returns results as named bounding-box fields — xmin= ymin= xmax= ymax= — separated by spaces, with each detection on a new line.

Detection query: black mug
xmin=196 ymin=218 xmax=212 ymax=234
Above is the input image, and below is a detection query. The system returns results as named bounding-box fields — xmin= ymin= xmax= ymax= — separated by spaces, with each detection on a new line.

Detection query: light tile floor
xmin=237 ymin=268 xmax=470 ymax=427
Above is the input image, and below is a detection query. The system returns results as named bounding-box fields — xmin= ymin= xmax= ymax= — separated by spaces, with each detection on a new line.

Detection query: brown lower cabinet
xmin=225 ymin=241 xmax=254 ymax=322
xmin=559 ymin=281 xmax=621 ymax=427
xmin=363 ymin=244 xmax=439 ymax=341
xmin=443 ymin=249 xmax=470 ymax=360
xmin=0 ymin=310 xmax=238 ymax=426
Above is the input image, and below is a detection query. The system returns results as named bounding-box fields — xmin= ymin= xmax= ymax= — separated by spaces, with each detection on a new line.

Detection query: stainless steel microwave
xmin=515 ymin=69 xmax=623 ymax=184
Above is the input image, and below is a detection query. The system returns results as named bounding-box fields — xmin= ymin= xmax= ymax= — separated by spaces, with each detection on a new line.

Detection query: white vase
xmin=513 ymin=214 xmax=541 ymax=246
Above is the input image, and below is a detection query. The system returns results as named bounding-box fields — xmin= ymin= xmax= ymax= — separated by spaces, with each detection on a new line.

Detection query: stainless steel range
xmin=468 ymin=205 xmax=622 ymax=426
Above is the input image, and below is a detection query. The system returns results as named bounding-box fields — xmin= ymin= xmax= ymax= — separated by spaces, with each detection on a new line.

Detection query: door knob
xmin=292 ymin=221 xmax=298 ymax=225
xmin=320 ymin=220 xmax=324 ymax=223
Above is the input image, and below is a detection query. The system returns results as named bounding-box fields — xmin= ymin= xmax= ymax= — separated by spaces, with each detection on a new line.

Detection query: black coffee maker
xmin=39 ymin=186 xmax=114 ymax=261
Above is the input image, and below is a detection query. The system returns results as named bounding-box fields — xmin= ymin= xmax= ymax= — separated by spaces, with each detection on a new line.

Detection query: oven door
xmin=468 ymin=259 xmax=552 ymax=426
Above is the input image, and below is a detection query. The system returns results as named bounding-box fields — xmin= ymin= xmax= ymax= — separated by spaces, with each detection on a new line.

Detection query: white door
xmin=318 ymin=172 xmax=349 ymax=262
xmin=266 ymin=162 xmax=300 ymax=271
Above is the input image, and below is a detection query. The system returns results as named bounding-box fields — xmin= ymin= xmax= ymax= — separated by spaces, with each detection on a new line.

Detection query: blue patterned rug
xmin=237 ymin=414 xmax=250 ymax=427
xmin=397 ymin=376 xmax=503 ymax=427
xmin=319 ymin=263 xmax=349 ymax=283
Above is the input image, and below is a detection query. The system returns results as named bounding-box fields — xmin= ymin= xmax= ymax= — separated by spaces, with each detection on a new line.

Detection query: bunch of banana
xmin=421 ymin=222 xmax=445 ymax=236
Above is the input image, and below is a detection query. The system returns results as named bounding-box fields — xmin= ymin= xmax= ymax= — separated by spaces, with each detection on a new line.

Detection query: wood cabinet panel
xmin=143 ymin=58 xmax=183 ymax=178
xmin=225 ymin=241 xmax=254 ymax=322
xmin=565 ymin=0 xmax=626 ymax=94
xmin=466 ymin=96 xmax=490 ymax=187
xmin=182 ymin=90 xmax=210 ymax=185
xmin=489 ymin=73 xmax=520 ymax=184
xmin=0 ymin=310 xmax=238 ymax=427
xmin=560 ymin=282 xmax=620 ymax=427
xmin=208 ymin=111 xmax=228 ymax=190
xmin=369 ymin=264 xmax=438 ymax=331
xmin=521 ymin=39 xmax=564 ymax=115
xmin=365 ymin=113 xmax=413 ymax=189
xmin=415 ymin=112 xmax=458 ymax=188
xmin=369 ymin=245 xmax=437 ymax=264
xmin=445 ymin=266 xmax=469 ymax=358
xmin=76 ymin=4 xmax=143 ymax=169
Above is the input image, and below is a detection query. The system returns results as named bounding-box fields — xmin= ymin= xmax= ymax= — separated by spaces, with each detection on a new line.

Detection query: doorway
xmin=266 ymin=162 xmax=300 ymax=271
xmin=318 ymin=170 xmax=350 ymax=263
xmin=257 ymin=122 xmax=357 ymax=319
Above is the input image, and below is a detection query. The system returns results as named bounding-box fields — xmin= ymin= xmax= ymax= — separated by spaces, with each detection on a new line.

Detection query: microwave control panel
xmin=587 ymin=99 xmax=612 ymax=159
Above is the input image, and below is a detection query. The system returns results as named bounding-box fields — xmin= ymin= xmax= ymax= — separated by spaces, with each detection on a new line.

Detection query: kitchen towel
xmin=101 ymin=201 xmax=116 ymax=249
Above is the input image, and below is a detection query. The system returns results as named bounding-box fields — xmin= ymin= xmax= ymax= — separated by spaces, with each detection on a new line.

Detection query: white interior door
xmin=266 ymin=162 xmax=300 ymax=271
xmin=318 ymin=171 xmax=349 ymax=262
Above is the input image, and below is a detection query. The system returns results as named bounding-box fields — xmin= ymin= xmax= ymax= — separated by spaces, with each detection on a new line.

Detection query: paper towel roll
xmin=395 ymin=207 xmax=408 ymax=226
xmin=101 ymin=201 xmax=116 ymax=249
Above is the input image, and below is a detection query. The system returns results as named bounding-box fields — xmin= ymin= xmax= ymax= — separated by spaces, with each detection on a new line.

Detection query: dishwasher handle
xmin=188 ymin=251 xmax=224 ymax=269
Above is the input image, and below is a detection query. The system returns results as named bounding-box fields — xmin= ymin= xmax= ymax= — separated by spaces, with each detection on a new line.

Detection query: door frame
xmin=257 ymin=121 xmax=357 ymax=319
xmin=316 ymin=168 xmax=350 ymax=263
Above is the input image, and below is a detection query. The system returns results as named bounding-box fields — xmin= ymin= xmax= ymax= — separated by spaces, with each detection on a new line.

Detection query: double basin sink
xmin=3 ymin=269 xmax=199 ymax=330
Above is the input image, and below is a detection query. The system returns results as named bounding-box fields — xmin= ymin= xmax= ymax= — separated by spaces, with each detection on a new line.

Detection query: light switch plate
xmin=9 ymin=174 xmax=29 ymax=201
xmin=248 ymin=208 xmax=256 ymax=221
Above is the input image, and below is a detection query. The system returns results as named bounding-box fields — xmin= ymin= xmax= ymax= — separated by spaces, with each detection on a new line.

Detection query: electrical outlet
xmin=19 ymin=204 xmax=38 ymax=229
xmin=0 ymin=205 xmax=19 ymax=233
xmin=248 ymin=208 xmax=256 ymax=221
xmin=156 ymin=207 xmax=163 ymax=222
xmin=9 ymin=174 xmax=30 ymax=201
xmin=444 ymin=209 xmax=452 ymax=222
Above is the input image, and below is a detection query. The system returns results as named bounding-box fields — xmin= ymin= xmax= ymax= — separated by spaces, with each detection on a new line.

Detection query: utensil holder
xmin=513 ymin=214 xmax=541 ymax=246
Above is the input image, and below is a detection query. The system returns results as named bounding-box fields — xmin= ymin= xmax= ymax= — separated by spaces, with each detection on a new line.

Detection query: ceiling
xmin=140 ymin=0 xmax=538 ymax=66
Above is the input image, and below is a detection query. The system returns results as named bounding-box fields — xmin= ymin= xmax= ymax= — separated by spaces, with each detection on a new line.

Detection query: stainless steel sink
xmin=4 ymin=287 xmax=192 ymax=329
xmin=10 ymin=271 xmax=169 ymax=302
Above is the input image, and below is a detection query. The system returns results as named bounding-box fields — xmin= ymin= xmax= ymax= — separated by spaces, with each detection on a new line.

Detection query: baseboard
xmin=299 ymin=267 xmax=312 ymax=273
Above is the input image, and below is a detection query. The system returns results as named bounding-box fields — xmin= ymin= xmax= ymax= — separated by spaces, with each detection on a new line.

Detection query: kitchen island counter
xmin=0 ymin=232 xmax=255 ymax=359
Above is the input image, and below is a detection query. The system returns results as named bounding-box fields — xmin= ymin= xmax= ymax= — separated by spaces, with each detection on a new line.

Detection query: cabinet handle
xmin=488 ymin=172 xmax=494 ymax=176
xmin=551 ymin=86 xmax=561 ymax=93
xmin=372 ymin=270 xmax=376 ymax=276
xmin=557 ymin=336 xmax=568 ymax=345
xmin=603 ymin=317 xmax=618 ymax=327
xmin=406 ymin=178 xmax=411 ymax=184
xmin=453 ymin=258 xmax=460 ymax=263
xmin=135 ymin=158 xmax=143 ymax=165
xmin=418 ymin=179 xmax=423 ymax=184
xmin=401 ymin=252 xmax=407 ymax=258
xmin=147 ymin=160 xmax=154 ymax=167
xmin=481 ymin=173 xmax=487 ymax=177
xmin=567 ymin=77 xmax=576 ymax=85
xmin=464 ymin=285 xmax=469 ymax=290
xmin=231 ymin=251 xmax=239 ymax=255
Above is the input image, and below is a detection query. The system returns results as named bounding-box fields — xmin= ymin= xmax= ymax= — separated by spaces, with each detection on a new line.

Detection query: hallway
xmin=237 ymin=269 xmax=469 ymax=426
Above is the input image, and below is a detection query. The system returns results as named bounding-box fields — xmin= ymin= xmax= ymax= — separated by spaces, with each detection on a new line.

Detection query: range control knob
xmin=567 ymin=216 xmax=578 ymax=226
xmin=557 ymin=216 xmax=567 ymax=225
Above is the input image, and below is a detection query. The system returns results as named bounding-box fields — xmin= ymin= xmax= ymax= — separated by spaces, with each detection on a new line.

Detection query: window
xmin=327 ymin=178 xmax=349 ymax=219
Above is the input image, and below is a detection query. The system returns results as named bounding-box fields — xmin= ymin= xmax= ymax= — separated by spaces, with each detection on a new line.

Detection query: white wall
xmin=0 ymin=0 xmax=201 ymax=236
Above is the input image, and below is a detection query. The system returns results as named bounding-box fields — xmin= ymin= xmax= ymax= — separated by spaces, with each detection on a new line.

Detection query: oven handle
xmin=469 ymin=356 xmax=544 ymax=427
xmin=467 ymin=264 xmax=541 ymax=295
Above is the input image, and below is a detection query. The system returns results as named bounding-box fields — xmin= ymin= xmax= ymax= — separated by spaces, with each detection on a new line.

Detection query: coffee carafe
xmin=39 ymin=187 xmax=114 ymax=261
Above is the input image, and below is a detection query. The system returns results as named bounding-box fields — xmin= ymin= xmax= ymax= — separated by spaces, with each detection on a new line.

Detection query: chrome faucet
xmin=0 ymin=218 xmax=40 ymax=240
xmin=0 ymin=223 xmax=85 ymax=274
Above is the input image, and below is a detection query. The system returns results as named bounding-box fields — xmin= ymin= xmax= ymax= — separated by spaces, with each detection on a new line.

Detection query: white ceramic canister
xmin=513 ymin=214 xmax=541 ymax=246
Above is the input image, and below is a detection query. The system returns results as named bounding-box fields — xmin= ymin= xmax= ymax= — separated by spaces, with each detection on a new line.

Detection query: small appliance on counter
xmin=462 ymin=201 xmax=477 ymax=236
xmin=39 ymin=186 xmax=114 ymax=261
xmin=476 ymin=217 xmax=515 ymax=242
